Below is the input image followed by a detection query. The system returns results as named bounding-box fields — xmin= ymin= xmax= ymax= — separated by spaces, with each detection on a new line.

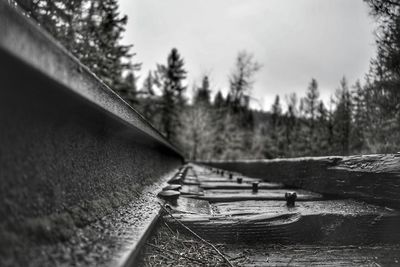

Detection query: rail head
xmin=0 ymin=0 xmax=183 ymax=158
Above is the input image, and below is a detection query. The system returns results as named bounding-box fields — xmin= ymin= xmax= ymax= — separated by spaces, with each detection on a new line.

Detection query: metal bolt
xmin=229 ymin=173 xmax=233 ymax=179
xmin=158 ymin=190 xmax=180 ymax=203
xmin=285 ymin=192 xmax=297 ymax=207
xmin=237 ymin=177 xmax=243 ymax=184
xmin=252 ymin=182 xmax=259 ymax=193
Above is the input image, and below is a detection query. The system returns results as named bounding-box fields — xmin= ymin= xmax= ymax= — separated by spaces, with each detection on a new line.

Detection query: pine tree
xmin=364 ymin=0 xmax=400 ymax=153
xmin=283 ymin=93 xmax=298 ymax=157
xmin=304 ymin=79 xmax=320 ymax=120
xmin=315 ymin=101 xmax=329 ymax=154
xmin=303 ymin=78 xmax=320 ymax=153
xmin=85 ymin=0 xmax=138 ymax=91
xmin=118 ymin=72 xmax=139 ymax=107
xmin=366 ymin=0 xmax=400 ymax=81
xmin=327 ymin=96 xmax=335 ymax=154
xmin=213 ymin=91 xmax=225 ymax=109
xmin=225 ymin=93 xmax=232 ymax=108
xmin=350 ymin=80 xmax=367 ymax=153
xmin=138 ymin=71 xmax=160 ymax=123
xmin=363 ymin=79 xmax=400 ymax=153
xmin=194 ymin=76 xmax=211 ymax=106
xmin=210 ymin=91 xmax=226 ymax=159
xmin=28 ymin=0 xmax=140 ymax=99
xmin=157 ymin=48 xmax=187 ymax=144
xmin=30 ymin=0 xmax=84 ymax=52
xmin=271 ymin=95 xmax=282 ymax=130
xmin=266 ymin=95 xmax=284 ymax=157
xmin=333 ymin=77 xmax=352 ymax=155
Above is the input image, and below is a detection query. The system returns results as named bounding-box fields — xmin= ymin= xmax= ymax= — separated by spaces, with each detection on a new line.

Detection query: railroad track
xmin=1 ymin=1 xmax=400 ymax=266
xmin=143 ymin=164 xmax=400 ymax=266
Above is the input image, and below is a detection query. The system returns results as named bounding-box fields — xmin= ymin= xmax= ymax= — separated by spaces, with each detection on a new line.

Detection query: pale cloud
xmin=119 ymin=0 xmax=376 ymax=110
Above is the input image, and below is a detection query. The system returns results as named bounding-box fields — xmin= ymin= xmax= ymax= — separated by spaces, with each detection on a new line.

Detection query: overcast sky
xmin=119 ymin=0 xmax=377 ymax=110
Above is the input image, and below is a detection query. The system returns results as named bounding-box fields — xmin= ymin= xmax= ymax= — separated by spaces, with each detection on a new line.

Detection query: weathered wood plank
xmin=225 ymin=244 xmax=400 ymax=266
xmin=196 ymin=178 xmax=260 ymax=183
xmin=200 ymin=182 xmax=284 ymax=190
xmin=199 ymin=154 xmax=400 ymax=207
xmin=165 ymin=199 xmax=400 ymax=244
xmin=164 ymin=197 xmax=211 ymax=215
xmin=180 ymin=184 xmax=203 ymax=195
xmin=198 ymin=189 xmax=323 ymax=202
xmin=155 ymin=164 xmax=400 ymax=265
xmin=212 ymin=199 xmax=395 ymax=216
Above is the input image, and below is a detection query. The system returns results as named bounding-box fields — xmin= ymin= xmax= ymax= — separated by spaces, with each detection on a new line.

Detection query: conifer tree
xmin=265 ymin=95 xmax=284 ymax=157
xmin=213 ymin=91 xmax=225 ymax=109
xmin=141 ymin=71 xmax=157 ymax=97
xmin=118 ymin=72 xmax=139 ymax=107
xmin=138 ymin=71 xmax=160 ymax=123
xmin=83 ymin=0 xmax=138 ymax=92
xmin=366 ymin=0 xmax=400 ymax=82
xmin=364 ymin=0 xmax=400 ymax=153
xmin=271 ymin=95 xmax=282 ymax=130
xmin=28 ymin=0 xmax=140 ymax=98
xmin=333 ymin=77 xmax=352 ymax=155
xmin=194 ymin=76 xmax=211 ymax=106
xmin=157 ymin=48 xmax=187 ymax=143
xmin=283 ymin=93 xmax=298 ymax=156
xmin=326 ymin=96 xmax=335 ymax=154
xmin=350 ymin=80 xmax=367 ymax=153
xmin=303 ymin=78 xmax=320 ymax=153
xmin=315 ymin=101 xmax=329 ymax=154
xmin=211 ymin=91 xmax=227 ymax=159
xmin=30 ymin=0 xmax=84 ymax=52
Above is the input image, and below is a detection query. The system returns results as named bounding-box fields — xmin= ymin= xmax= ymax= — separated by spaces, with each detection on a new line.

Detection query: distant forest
xmin=14 ymin=0 xmax=400 ymax=160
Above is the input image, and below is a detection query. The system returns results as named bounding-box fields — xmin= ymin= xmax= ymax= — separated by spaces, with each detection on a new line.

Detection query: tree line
xmin=13 ymin=0 xmax=400 ymax=159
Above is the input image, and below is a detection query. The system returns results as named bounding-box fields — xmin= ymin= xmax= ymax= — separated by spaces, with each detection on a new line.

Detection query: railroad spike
xmin=252 ymin=182 xmax=259 ymax=193
xmin=285 ymin=192 xmax=297 ymax=207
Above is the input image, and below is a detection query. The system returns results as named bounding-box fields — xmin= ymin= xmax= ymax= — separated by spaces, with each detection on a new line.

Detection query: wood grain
xmin=225 ymin=244 xmax=400 ymax=266
xmin=165 ymin=199 xmax=400 ymax=244
xmin=199 ymin=154 xmax=400 ymax=207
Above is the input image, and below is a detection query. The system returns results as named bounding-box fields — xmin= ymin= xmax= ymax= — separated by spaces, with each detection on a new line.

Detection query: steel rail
xmin=0 ymin=1 xmax=183 ymax=266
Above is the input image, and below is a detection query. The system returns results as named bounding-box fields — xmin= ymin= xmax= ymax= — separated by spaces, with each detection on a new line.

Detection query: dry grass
xmin=138 ymin=222 xmax=249 ymax=266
